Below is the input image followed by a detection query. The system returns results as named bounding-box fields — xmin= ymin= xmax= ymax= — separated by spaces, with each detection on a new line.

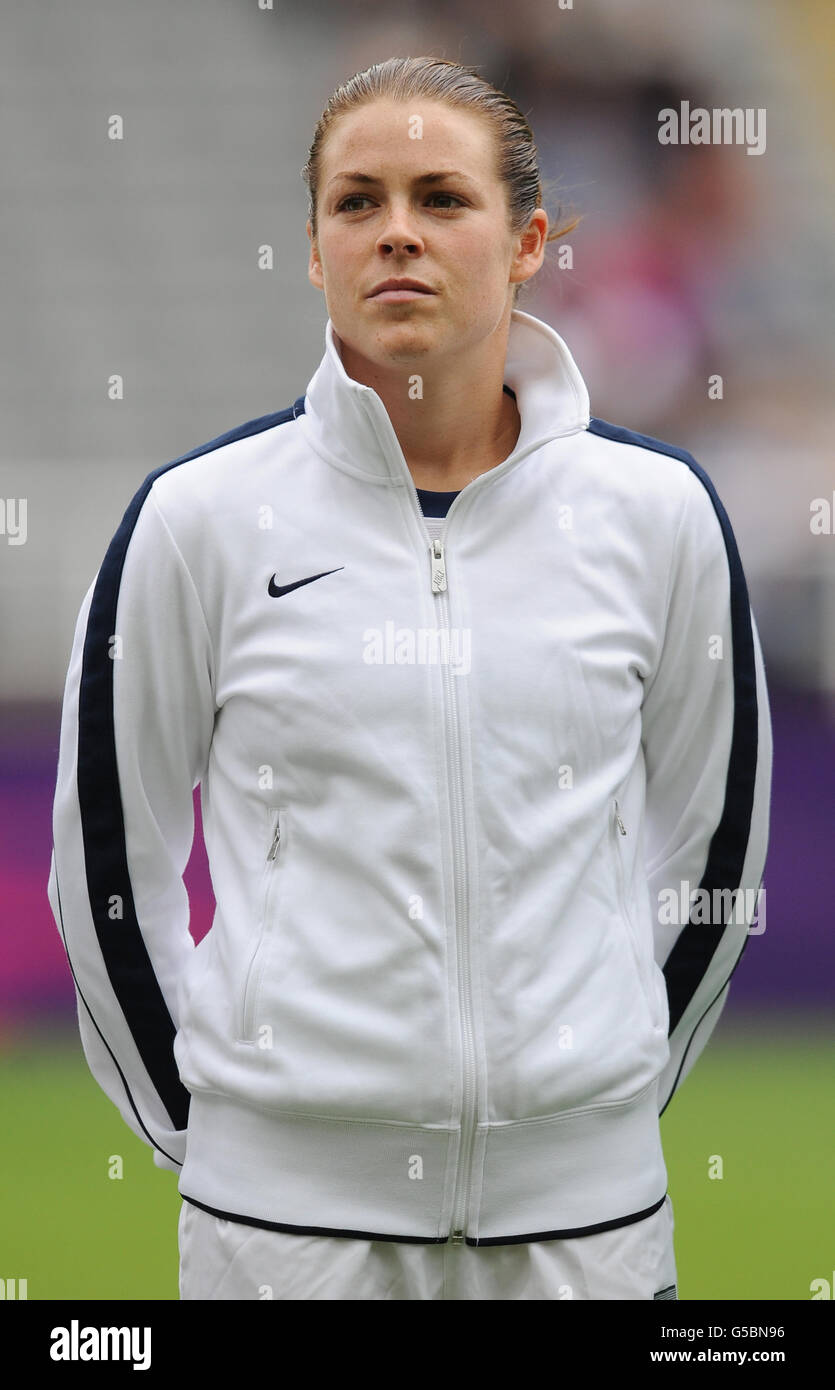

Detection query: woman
xmin=48 ymin=56 xmax=772 ymax=1301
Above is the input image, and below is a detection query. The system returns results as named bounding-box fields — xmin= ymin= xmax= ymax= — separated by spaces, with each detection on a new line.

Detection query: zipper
xmin=428 ymin=535 xmax=478 ymax=1244
xmin=611 ymin=798 xmax=657 ymax=1024
xmin=431 ymin=539 xmax=447 ymax=593
xmin=374 ymin=397 xmax=583 ymax=1240
xmin=240 ymin=806 xmax=285 ymax=1041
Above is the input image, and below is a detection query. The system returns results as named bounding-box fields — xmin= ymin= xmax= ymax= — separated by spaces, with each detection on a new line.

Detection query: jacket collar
xmin=298 ymin=308 xmax=590 ymax=485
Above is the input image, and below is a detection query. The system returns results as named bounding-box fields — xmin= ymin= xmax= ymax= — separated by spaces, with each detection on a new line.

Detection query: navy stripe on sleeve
xmin=75 ymin=398 xmax=306 ymax=1133
xmin=586 ymin=418 xmax=759 ymax=1047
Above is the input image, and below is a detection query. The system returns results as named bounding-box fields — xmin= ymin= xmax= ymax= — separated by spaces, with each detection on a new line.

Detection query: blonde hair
xmin=302 ymin=55 xmax=581 ymax=304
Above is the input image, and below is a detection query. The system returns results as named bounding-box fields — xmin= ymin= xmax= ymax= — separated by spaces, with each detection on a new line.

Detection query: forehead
xmin=321 ymin=98 xmax=498 ymax=184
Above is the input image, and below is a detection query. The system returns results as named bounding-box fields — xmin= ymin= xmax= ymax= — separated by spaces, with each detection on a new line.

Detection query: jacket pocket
xmin=238 ymin=805 xmax=287 ymax=1043
xmin=610 ymin=798 xmax=663 ymax=1031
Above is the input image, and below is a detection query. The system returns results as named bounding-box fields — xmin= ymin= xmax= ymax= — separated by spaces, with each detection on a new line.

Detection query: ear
xmin=508 ymin=208 xmax=548 ymax=290
xmin=307 ymin=219 xmax=324 ymax=292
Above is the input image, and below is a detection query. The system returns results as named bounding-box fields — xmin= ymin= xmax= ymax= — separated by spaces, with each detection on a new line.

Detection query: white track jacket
xmin=47 ymin=309 xmax=772 ymax=1246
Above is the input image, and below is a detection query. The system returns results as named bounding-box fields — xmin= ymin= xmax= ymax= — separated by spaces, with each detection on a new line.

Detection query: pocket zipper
xmin=240 ymin=807 xmax=284 ymax=1041
xmin=611 ymin=798 xmax=658 ymax=1024
xmin=267 ymin=813 xmax=281 ymax=861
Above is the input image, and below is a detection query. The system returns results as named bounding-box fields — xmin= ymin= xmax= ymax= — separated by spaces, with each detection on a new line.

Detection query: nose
xmin=375 ymin=200 xmax=424 ymax=255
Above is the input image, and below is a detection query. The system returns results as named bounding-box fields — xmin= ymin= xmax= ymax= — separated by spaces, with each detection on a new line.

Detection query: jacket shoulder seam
xmin=587 ymin=415 xmax=733 ymax=542
xmin=136 ymin=396 xmax=305 ymax=497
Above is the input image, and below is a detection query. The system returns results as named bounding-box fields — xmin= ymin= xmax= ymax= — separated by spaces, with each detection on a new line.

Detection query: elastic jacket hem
xmin=177 ymin=1081 xmax=667 ymax=1245
xmin=178 ymin=1190 xmax=669 ymax=1247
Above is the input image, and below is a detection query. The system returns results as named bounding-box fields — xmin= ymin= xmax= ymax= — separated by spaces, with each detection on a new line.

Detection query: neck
xmin=336 ymin=322 xmax=521 ymax=492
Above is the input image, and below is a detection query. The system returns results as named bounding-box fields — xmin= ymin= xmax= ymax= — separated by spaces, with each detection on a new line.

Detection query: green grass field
xmin=2 ymin=1014 xmax=832 ymax=1300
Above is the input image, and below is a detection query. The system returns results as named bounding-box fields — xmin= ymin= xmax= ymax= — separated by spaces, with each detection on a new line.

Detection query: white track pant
xmin=178 ymin=1195 xmax=678 ymax=1300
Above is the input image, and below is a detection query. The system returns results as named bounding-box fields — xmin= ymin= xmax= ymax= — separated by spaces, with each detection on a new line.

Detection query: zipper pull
xmin=450 ymin=1229 xmax=465 ymax=1245
xmin=267 ymin=815 xmax=281 ymax=860
xmin=430 ymin=539 xmax=447 ymax=593
xmin=614 ymin=800 xmax=626 ymax=836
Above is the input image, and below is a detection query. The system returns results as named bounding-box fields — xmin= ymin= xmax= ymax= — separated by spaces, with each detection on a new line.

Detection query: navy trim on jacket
xmin=586 ymin=418 xmax=759 ymax=1098
xmin=75 ymin=398 xmax=306 ymax=1135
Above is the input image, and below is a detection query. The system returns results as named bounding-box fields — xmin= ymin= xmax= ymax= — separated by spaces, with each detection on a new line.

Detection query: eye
xmin=335 ymin=192 xmax=465 ymax=213
xmin=428 ymin=193 xmax=464 ymax=210
xmin=336 ymin=194 xmax=371 ymax=213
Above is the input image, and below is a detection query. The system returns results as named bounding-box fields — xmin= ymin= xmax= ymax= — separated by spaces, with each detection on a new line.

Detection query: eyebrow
xmin=327 ymin=170 xmax=477 ymax=190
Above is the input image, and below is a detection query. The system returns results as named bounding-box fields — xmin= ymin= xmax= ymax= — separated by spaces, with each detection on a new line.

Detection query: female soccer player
xmin=48 ymin=56 xmax=772 ymax=1300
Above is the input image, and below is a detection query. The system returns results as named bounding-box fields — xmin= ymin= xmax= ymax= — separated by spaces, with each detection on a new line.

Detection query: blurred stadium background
xmin=1 ymin=0 xmax=832 ymax=1300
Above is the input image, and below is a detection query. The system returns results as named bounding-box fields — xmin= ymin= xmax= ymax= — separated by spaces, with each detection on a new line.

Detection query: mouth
xmin=370 ymin=289 xmax=434 ymax=303
xmin=367 ymin=281 xmax=437 ymax=302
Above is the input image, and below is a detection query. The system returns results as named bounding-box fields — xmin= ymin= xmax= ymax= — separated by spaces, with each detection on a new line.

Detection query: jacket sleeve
xmin=640 ymin=462 xmax=773 ymax=1114
xmin=47 ymin=478 xmax=215 ymax=1172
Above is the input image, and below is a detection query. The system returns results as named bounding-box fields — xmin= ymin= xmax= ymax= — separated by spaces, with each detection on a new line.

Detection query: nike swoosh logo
xmin=268 ymin=567 xmax=344 ymax=598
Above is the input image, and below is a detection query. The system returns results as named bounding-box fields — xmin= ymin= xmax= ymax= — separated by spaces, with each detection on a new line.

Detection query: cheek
xmin=454 ymin=231 xmax=510 ymax=281
xmin=318 ymin=232 xmax=355 ymax=281
xmin=457 ymin=245 xmax=509 ymax=308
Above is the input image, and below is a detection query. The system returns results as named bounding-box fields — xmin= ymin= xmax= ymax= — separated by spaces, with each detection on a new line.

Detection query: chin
xmin=375 ymin=318 xmax=444 ymax=355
